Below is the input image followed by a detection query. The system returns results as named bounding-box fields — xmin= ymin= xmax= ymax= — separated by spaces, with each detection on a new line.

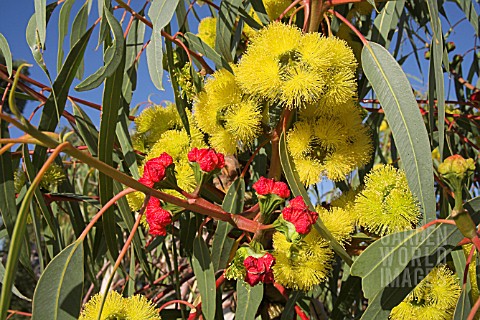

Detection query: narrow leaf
xmin=361 ymin=41 xmax=435 ymax=224
xmin=184 ymin=32 xmax=233 ymax=72
xmin=216 ymin=0 xmax=242 ymax=62
xmin=98 ymin=37 xmax=126 ymax=262
xmin=454 ymin=284 xmax=472 ymax=319
xmin=370 ymin=0 xmax=405 ymax=49
xmin=281 ymin=291 xmax=302 ymax=320
xmin=0 ymin=34 xmax=12 ymax=76
xmin=235 ymin=280 xmax=263 ymax=320
xmin=69 ymin=2 xmax=89 ymax=79
xmin=212 ymin=178 xmax=245 ymax=271
xmin=192 ymin=236 xmax=216 ymax=320
xmin=454 ymin=0 xmax=479 ymax=36
xmin=75 ymin=7 xmax=125 ymax=91
xmin=0 ymin=262 xmax=31 ymax=301
xmin=57 ymin=0 xmax=75 ymax=73
xmin=34 ymin=0 xmax=46 ymax=46
xmin=33 ymin=27 xmax=94 ymax=168
xmin=351 ymin=222 xmax=466 ymax=300
xmin=146 ymin=0 xmax=180 ymax=90
xmin=279 ymin=132 xmax=353 ymax=266
xmin=426 ymin=0 xmax=445 ymax=159
xmin=32 ymin=241 xmax=84 ymax=320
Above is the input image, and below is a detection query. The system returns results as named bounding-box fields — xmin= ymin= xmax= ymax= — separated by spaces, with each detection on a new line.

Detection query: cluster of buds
xmin=139 ymin=153 xmax=174 ymax=188
xmin=188 ymin=147 xmax=225 ymax=172
xmin=145 ymin=197 xmax=172 ymax=236
xmin=280 ymin=196 xmax=318 ymax=235
xmin=438 ymin=154 xmax=475 ymax=194
xmin=225 ymin=246 xmax=275 ymax=287
xmin=243 ymin=253 xmax=275 ymax=286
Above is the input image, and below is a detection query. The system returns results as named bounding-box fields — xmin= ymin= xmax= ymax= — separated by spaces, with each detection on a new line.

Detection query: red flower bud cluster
xmin=188 ymin=148 xmax=225 ymax=172
xmin=282 ymin=196 xmax=318 ymax=234
xmin=253 ymin=176 xmax=290 ymax=199
xmin=243 ymin=253 xmax=275 ymax=286
xmin=139 ymin=153 xmax=173 ymax=187
xmin=145 ymin=197 xmax=172 ymax=236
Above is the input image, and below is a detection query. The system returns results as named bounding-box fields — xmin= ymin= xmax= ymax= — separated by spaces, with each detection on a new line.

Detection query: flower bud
xmin=145 ymin=197 xmax=172 ymax=236
xmin=188 ymin=147 xmax=225 ymax=172
xmin=281 ymin=196 xmax=318 ymax=235
xmin=253 ymin=177 xmax=290 ymax=221
xmin=438 ymin=155 xmax=475 ymax=187
xmin=243 ymin=253 xmax=275 ymax=286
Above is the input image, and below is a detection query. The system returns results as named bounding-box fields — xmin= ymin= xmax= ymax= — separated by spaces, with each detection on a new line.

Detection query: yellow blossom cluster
xmin=272 ymin=230 xmax=333 ymax=291
xmin=127 ymin=105 xmax=206 ymax=212
xmin=79 ymin=291 xmax=160 ymax=320
xmin=355 ymin=164 xmax=420 ymax=236
xmin=390 ymin=265 xmax=461 ymax=320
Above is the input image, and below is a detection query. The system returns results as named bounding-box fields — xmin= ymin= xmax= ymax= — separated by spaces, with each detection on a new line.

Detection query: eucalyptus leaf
xmin=361 ymin=41 xmax=435 ymax=225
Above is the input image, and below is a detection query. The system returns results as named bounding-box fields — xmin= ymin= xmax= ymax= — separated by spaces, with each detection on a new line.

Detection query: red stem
xmin=328 ymin=9 xmax=367 ymax=46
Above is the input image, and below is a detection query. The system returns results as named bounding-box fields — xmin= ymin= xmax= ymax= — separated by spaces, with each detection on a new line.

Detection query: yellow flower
xmin=134 ymin=103 xmax=181 ymax=148
xmin=193 ymin=69 xmax=263 ymax=153
xmin=355 ymin=164 xmax=420 ymax=236
xmin=236 ymin=23 xmax=357 ymax=108
xmin=79 ymin=292 xmax=161 ymax=320
xmin=79 ymin=291 xmax=127 ymax=320
xmin=390 ymin=265 xmax=461 ymax=320
xmin=40 ymin=164 xmax=66 ymax=191
xmin=124 ymin=294 xmax=162 ymax=319
xmin=272 ymin=231 xmax=333 ymax=291
xmin=463 ymin=244 xmax=479 ymax=303
xmin=263 ymin=0 xmax=295 ymax=19
xmin=330 ymin=188 xmax=359 ymax=210
xmin=317 ymin=206 xmax=356 ymax=243
xmin=197 ymin=17 xmax=217 ymax=48
xmin=287 ymin=101 xmax=371 ymax=185
xmin=126 ymin=191 xmax=146 ymax=212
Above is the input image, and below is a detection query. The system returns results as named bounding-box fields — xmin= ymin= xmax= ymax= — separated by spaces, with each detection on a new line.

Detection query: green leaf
xmin=0 ymin=262 xmax=31 ymax=301
xmin=123 ymin=12 xmax=146 ymax=103
xmin=426 ymin=1 xmax=445 ymax=160
xmin=361 ymin=41 xmax=435 ymax=225
xmin=32 ymin=240 xmax=84 ymax=320
xmin=454 ymin=0 xmax=478 ymax=36
xmin=69 ymin=2 xmax=89 ymax=80
xmin=192 ymin=236 xmax=216 ymax=320
xmin=164 ymin=23 xmax=190 ymax=136
xmin=113 ymin=181 xmax=152 ymax=279
xmin=23 ymin=146 xmax=61 ymax=249
xmin=248 ymin=0 xmax=270 ymax=25
xmin=34 ymin=0 xmax=46 ymax=46
xmin=216 ymin=0 xmax=242 ymax=58
xmin=0 ymin=121 xmax=17 ymax=238
xmin=75 ymin=7 xmax=125 ymax=91
xmin=212 ymin=178 xmax=245 ymax=271
xmin=370 ymin=1 xmax=405 ymax=49
xmin=0 ymin=33 xmax=12 ymax=76
xmin=184 ymin=32 xmax=233 ymax=72
xmin=98 ymin=36 xmax=126 ymax=263
xmin=57 ymin=0 xmax=75 ymax=73
xmin=216 ymin=0 xmax=242 ymax=62
xmin=72 ymin=101 xmax=99 ymax=157
xmin=279 ymin=132 xmax=353 ymax=266
xmin=235 ymin=280 xmax=263 ymax=320
xmin=146 ymin=0 xmax=180 ymax=90
xmin=350 ymin=222 xmax=465 ymax=300
xmin=281 ymin=291 xmax=302 ymax=320
xmin=33 ymin=27 xmax=94 ymax=168
xmin=454 ymin=284 xmax=472 ymax=319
